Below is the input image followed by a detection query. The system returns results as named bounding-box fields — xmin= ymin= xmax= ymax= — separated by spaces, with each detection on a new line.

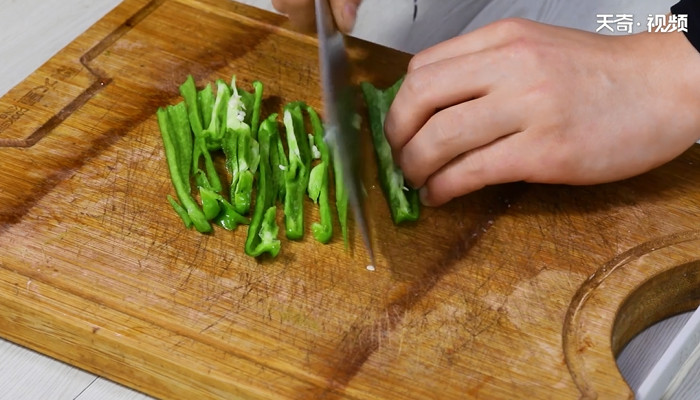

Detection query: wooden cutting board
xmin=1 ymin=0 xmax=699 ymax=398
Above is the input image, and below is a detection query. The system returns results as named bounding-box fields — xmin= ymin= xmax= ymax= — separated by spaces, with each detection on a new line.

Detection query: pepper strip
xmin=157 ymin=106 xmax=211 ymax=233
xmin=333 ymin=155 xmax=349 ymax=246
xmin=271 ymin=127 xmax=288 ymax=204
xmin=245 ymin=114 xmax=281 ymax=257
xmin=167 ymin=195 xmax=192 ymax=228
xmin=215 ymin=196 xmax=250 ymax=231
xmin=198 ymin=83 xmax=214 ymax=131
xmin=226 ymin=76 xmax=261 ymax=215
xmin=283 ymin=102 xmax=312 ymax=240
xmin=306 ymin=106 xmax=333 ymax=243
xmin=179 ymin=75 xmax=204 ymax=135
xmin=180 ymin=75 xmax=223 ymax=194
xmin=166 ymin=102 xmax=192 ymax=189
xmin=201 ymin=79 xmax=231 ymax=151
xmin=237 ymin=80 xmax=263 ymax=139
xmin=361 ymin=79 xmax=420 ymax=224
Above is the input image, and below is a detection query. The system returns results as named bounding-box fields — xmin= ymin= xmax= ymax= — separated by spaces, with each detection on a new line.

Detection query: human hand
xmin=384 ymin=18 xmax=700 ymax=207
xmin=271 ymin=0 xmax=362 ymax=33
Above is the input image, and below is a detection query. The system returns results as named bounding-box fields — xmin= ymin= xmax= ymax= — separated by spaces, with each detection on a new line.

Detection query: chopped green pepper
xmin=283 ymin=102 xmax=312 ymax=240
xmin=226 ymin=76 xmax=261 ymax=215
xmin=245 ymin=114 xmax=281 ymax=257
xmin=181 ymin=75 xmax=224 ymax=194
xmin=361 ymin=79 xmax=420 ymax=224
xmin=199 ymin=186 xmax=222 ymax=220
xmin=167 ymin=195 xmax=192 ymax=228
xmin=192 ymin=136 xmax=223 ymax=194
xmin=198 ymin=185 xmax=249 ymax=230
xmin=271 ymin=124 xmax=288 ymax=204
xmin=156 ymin=105 xmax=211 ymax=233
xmin=161 ymin=74 xmax=421 ymax=257
xmin=198 ymin=83 xmax=214 ymax=129
xmin=233 ymin=170 xmax=254 ymax=214
xmin=215 ymin=196 xmax=250 ymax=231
xmin=222 ymin=130 xmax=239 ymax=191
xmin=333 ymin=155 xmax=349 ymax=245
xmin=201 ymin=79 xmax=231 ymax=151
xmin=179 ymin=75 xmax=204 ymax=136
xmin=165 ymin=102 xmax=192 ymax=190
xmin=306 ymin=106 xmax=333 ymax=244
xmin=236 ymin=80 xmax=263 ymax=139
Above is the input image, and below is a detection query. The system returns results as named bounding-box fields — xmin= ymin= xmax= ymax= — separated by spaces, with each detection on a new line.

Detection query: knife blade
xmin=314 ymin=0 xmax=375 ymax=266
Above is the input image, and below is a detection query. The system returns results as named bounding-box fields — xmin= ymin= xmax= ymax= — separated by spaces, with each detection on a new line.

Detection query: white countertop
xmin=0 ymin=1 xmax=697 ymax=399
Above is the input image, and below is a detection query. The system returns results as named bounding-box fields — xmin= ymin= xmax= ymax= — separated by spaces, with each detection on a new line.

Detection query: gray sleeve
xmin=351 ymin=0 xmax=489 ymax=54
xmin=349 ymin=0 xmax=678 ymax=54
xmin=462 ymin=0 xmax=677 ymax=35
xmin=238 ymin=0 xmax=677 ymax=54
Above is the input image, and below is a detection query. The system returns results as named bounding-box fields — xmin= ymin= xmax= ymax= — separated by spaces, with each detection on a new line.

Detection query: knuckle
xmin=429 ymin=109 xmax=461 ymax=150
xmin=493 ymin=22 xmax=551 ymax=68
xmin=434 ymin=161 xmax=464 ymax=191
xmin=401 ymin=71 xmax=428 ymax=101
xmin=384 ymin=112 xmax=408 ymax=151
xmin=423 ymin=177 xmax=448 ymax=206
xmin=400 ymin=144 xmax=427 ymax=188
xmin=425 ymin=170 xmax=465 ymax=206
xmin=403 ymin=63 xmax=440 ymax=107
xmin=460 ymin=148 xmax=486 ymax=176
xmin=491 ymin=17 xmax=532 ymax=39
xmin=383 ymin=115 xmax=400 ymax=149
xmin=397 ymin=148 xmax=416 ymax=183
xmin=386 ymin=73 xmax=431 ymax=142
xmin=407 ymin=52 xmax=429 ymax=72
xmin=503 ymin=36 xmax=544 ymax=67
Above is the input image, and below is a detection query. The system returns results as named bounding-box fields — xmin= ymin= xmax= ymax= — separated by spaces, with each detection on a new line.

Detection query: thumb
xmin=330 ymin=0 xmax=362 ymax=33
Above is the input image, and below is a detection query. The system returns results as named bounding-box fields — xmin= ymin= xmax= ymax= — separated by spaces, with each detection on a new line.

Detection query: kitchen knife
xmin=314 ymin=0 xmax=375 ymax=266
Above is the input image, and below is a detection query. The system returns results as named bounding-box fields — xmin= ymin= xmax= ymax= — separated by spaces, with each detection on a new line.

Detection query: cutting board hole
xmin=616 ymin=311 xmax=695 ymax=395
xmin=611 ymin=261 xmax=699 ymax=356
xmin=611 ymin=260 xmax=699 ymax=394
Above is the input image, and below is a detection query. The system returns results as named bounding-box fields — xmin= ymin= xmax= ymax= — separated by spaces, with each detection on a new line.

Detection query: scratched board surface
xmin=1 ymin=0 xmax=700 ymax=399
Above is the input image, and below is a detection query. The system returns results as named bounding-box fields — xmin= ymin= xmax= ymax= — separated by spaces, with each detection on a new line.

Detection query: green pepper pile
xmin=157 ymin=75 xmax=418 ymax=259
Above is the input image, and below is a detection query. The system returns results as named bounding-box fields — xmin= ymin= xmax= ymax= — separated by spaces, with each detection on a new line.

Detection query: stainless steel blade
xmin=315 ymin=0 xmax=375 ymax=266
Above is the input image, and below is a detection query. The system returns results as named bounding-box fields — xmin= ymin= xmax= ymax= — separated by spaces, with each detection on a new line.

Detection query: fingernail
xmin=419 ymin=187 xmax=432 ymax=207
xmin=341 ymin=3 xmax=357 ymax=32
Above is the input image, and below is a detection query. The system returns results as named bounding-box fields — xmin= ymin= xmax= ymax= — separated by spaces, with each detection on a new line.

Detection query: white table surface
xmin=0 ymin=0 xmax=697 ymax=399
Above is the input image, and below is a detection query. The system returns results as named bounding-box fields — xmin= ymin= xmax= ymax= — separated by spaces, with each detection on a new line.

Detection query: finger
xmin=272 ymin=0 xmax=362 ymax=33
xmin=272 ymin=0 xmax=316 ymax=32
xmin=398 ymin=93 xmax=523 ymax=189
xmin=385 ymin=50 xmax=501 ymax=154
xmin=419 ymin=132 xmax=535 ymax=207
xmin=408 ymin=18 xmax=536 ymax=72
xmin=330 ymin=0 xmax=362 ymax=33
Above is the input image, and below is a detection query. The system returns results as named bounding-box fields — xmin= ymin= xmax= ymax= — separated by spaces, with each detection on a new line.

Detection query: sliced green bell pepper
xmin=245 ymin=114 xmax=281 ymax=257
xmin=361 ymin=79 xmax=420 ymax=224
xmin=226 ymin=76 xmax=261 ymax=215
xmin=156 ymin=105 xmax=211 ymax=233
xmin=306 ymin=106 xmax=333 ymax=244
xmin=181 ymin=75 xmax=223 ymax=194
xmin=198 ymin=83 xmax=214 ymax=130
xmin=282 ymin=102 xmax=312 ymax=240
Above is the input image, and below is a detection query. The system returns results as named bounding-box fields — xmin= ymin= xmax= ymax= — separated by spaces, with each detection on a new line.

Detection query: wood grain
xmin=0 ymin=0 xmax=699 ymax=399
